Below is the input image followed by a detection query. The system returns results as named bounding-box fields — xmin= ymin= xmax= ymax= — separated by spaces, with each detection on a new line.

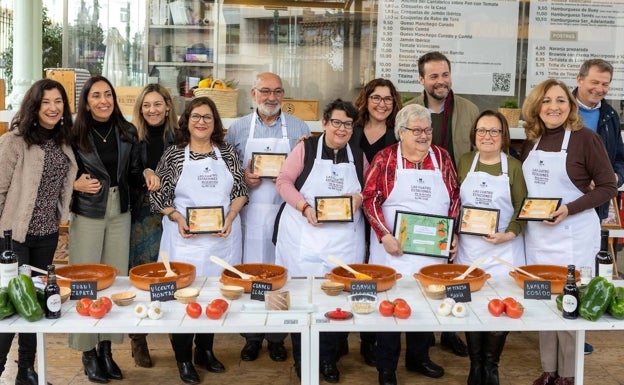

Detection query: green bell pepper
xmin=608 ymin=286 xmax=624 ymax=320
xmin=0 ymin=287 xmax=15 ymax=320
xmin=579 ymin=276 xmax=615 ymax=321
xmin=7 ymin=275 xmax=44 ymax=322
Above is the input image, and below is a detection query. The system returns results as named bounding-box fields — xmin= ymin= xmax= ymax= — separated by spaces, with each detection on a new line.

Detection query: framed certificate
xmin=315 ymin=196 xmax=353 ymax=223
xmin=459 ymin=206 xmax=500 ymax=236
xmin=516 ymin=197 xmax=561 ymax=221
xmin=186 ymin=206 xmax=224 ymax=234
xmin=393 ymin=211 xmax=455 ymax=258
xmin=251 ymin=152 xmax=287 ymax=178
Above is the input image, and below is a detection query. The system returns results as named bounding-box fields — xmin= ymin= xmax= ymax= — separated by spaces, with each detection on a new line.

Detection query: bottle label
xmin=46 ymin=294 xmax=62 ymax=313
xmin=0 ymin=263 xmax=18 ymax=288
xmin=562 ymin=294 xmax=578 ymax=313
xmin=598 ymin=264 xmax=613 ymax=282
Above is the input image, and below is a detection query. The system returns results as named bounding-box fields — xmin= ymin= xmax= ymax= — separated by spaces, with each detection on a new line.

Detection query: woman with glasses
xmin=362 ymin=103 xmax=460 ymax=385
xmin=151 ymin=97 xmax=248 ymax=384
xmin=274 ymin=99 xmax=367 ymax=383
xmin=350 ymin=79 xmax=402 ymax=366
xmin=455 ymin=110 xmax=527 ymax=385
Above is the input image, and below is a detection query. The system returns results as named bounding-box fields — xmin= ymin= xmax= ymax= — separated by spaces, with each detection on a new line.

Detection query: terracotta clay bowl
xmin=219 ymin=263 xmax=288 ymax=293
xmin=414 ymin=264 xmax=490 ymax=292
xmin=325 ymin=264 xmax=402 ymax=292
xmin=129 ymin=262 xmax=196 ymax=291
xmin=509 ymin=264 xmax=580 ymax=294
xmin=55 ymin=264 xmax=118 ymax=291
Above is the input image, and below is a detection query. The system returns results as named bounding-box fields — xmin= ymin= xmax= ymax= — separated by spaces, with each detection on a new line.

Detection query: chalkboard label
xmin=70 ymin=281 xmax=97 ymax=300
xmin=251 ymin=282 xmax=273 ymax=301
xmin=445 ymin=283 xmax=471 ymax=302
xmin=149 ymin=281 xmax=177 ymax=301
xmin=350 ymin=281 xmax=377 ymax=295
xmin=524 ymin=280 xmax=551 ymax=300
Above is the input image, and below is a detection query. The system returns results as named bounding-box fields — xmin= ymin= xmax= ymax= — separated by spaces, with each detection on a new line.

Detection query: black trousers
xmin=170 ymin=333 xmax=215 ymax=362
xmin=291 ymin=332 xmax=348 ymax=364
xmin=376 ymin=331 xmax=435 ymax=371
xmin=0 ymin=233 xmax=58 ymax=374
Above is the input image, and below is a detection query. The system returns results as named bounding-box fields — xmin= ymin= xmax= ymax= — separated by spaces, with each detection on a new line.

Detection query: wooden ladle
xmin=327 ymin=255 xmax=373 ymax=280
xmin=492 ymin=255 xmax=543 ymax=280
xmin=209 ymin=255 xmax=255 ymax=280
xmin=161 ymin=251 xmax=177 ymax=278
xmin=454 ymin=256 xmax=488 ymax=280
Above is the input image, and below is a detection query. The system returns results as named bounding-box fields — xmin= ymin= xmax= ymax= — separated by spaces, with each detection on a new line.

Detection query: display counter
xmin=2 ymin=275 xmax=624 ymax=385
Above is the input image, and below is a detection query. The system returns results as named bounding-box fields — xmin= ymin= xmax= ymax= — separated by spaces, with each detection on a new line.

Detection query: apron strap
xmin=532 ymin=129 xmax=571 ymax=153
xmin=249 ymin=111 xmax=288 ymax=139
xmin=469 ymin=151 xmax=508 ymax=175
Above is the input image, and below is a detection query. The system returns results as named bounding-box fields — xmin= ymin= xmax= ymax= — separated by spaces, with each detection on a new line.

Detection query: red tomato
xmin=488 ymin=299 xmax=505 ymax=317
xmin=89 ymin=300 xmax=107 ymax=319
xmin=502 ymin=297 xmax=517 ymax=310
xmin=505 ymin=301 xmax=524 ymax=319
xmin=211 ymin=299 xmax=229 ymax=312
xmin=76 ymin=298 xmax=93 ymax=316
xmin=186 ymin=302 xmax=202 ymax=319
xmin=378 ymin=300 xmax=395 ymax=317
xmin=98 ymin=297 xmax=113 ymax=313
xmin=393 ymin=298 xmax=407 ymax=305
xmin=205 ymin=303 xmax=224 ymax=320
xmin=393 ymin=301 xmax=411 ymax=319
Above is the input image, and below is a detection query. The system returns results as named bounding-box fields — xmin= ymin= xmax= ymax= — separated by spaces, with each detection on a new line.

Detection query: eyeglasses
xmin=402 ymin=126 xmax=433 ymax=136
xmin=255 ymin=88 xmax=285 ymax=97
xmin=369 ymin=95 xmax=394 ymax=105
xmin=190 ymin=113 xmax=214 ymax=123
xmin=328 ymin=119 xmax=354 ymax=130
xmin=475 ymin=128 xmax=503 ymax=137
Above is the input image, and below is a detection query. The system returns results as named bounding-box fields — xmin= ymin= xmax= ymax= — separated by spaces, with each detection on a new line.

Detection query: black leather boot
xmin=129 ymin=334 xmax=152 ymax=368
xmin=15 ymin=367 xmax=38 ymax=385
xmin=194 ymin=348 xmax=225 ymax=373
xmin=465 ymin=332 xmax=484 ymax=385
xmin=97 ymin=341 xmax=123 ymax=380
xmin=82 ymin=348 xmax=109 ymax=384
xmin=177 ymin=361 xmax=200 ymax=384
xmin=483 ymin=331 xmax=508 ymax=385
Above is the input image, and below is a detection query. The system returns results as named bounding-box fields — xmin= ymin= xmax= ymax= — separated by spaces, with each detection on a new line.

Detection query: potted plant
xmin=498 ymin=98 xmax=520 ymax=128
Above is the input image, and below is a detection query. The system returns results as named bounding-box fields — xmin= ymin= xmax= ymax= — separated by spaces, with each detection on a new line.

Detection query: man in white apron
xmin=456 ymin=152 xmax=526 ymax=276
xmin=159 ymin=145 xmax=242 ymax=276
xmin=225 ymin=72 xmax=309 ymax=363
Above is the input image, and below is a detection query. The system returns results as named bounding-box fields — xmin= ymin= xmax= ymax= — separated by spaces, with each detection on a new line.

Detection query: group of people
xmin=0 ymin=51 xmax=621 ymax=385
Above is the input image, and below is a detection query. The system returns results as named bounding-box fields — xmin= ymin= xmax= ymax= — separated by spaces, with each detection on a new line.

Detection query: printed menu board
xmin=526 ymin=0 xmax=624 ymax=98
xmin=375 ymin=0 xmax=519 ymax=95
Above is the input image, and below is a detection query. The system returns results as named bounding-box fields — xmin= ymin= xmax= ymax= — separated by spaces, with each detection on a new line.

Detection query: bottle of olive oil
xmin=562 ymin=264 xmax=579 ymax=319
xmin=595 ymin=230 xmax=613 ymax=282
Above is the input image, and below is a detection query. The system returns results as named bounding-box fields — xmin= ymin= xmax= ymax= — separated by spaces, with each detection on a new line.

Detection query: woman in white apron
xmin=362 ymin=104 xmax=461 ymax=384
xmin=275 ymin=100 xmax=366 ymax=383
xmin=456 ymin=111 xmax=527 ymax=385
xmin=519 ymin=80 xmax=617 ymax=385
xmin=151 ymin=97 xmax=248 ymax=385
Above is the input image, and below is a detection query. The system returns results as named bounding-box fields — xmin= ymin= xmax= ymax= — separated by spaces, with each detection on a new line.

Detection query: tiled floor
xmin=1 ymin=330 xmax=624 ymax=384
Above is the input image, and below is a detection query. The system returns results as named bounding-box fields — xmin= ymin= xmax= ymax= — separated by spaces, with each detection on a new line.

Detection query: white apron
xmin=241 ymin=113 xmax=290 ymax=264
xmin=369 ymin=145 xmax=451 ymax=275
xmin=159 ymin=146 xmax=242 ymax=277
xmin=275 ymin=135 xmax=365 ymax=277
xmin=522 ymin=130 xmax=599 ymax=273
xmin=456 ymin=152 xmax=525 ymax=278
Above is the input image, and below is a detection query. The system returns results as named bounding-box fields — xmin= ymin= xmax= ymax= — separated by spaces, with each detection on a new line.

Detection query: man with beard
xmin=405 ymin=51 xmax=477 ymax=361
xmin=406 ymin=51 xmax=479 ymax=166
xmin=225 ymin=72 xmax=309 ymax=363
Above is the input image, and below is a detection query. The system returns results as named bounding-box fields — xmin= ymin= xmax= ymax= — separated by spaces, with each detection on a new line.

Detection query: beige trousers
xmin=538 ymin=330 xmax=577 ymax=378
xmin=68 ymin=188 xmax=130 ymax=351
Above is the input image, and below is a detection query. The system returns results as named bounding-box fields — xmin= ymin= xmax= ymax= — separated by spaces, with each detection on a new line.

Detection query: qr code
xmin=492 ymin=72 xmax=511 ymax=92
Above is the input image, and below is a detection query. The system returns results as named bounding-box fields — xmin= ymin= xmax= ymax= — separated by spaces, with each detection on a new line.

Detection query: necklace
xmin=93 ymin=126 xmax=114 ymax=143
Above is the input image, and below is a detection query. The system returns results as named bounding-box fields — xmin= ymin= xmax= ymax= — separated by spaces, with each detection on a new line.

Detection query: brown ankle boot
xmin=130 ymin=334 xmax=153 ymax=368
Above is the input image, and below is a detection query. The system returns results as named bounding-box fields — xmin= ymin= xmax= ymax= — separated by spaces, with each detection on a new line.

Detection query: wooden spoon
xmin=209 ymin=255 xmax=255 ymax=280
xmin=491 ymin=255 xmax=543 ymax=280
xmin=161 ymin=251 xmax=178 ymax=278
xmin=327 ymin=255 xmax=373 ymax=280
xmin=454 ymin=256 xmax=488 ymax=280
xmin=26 ymin=265 xmax=71 ymax=281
